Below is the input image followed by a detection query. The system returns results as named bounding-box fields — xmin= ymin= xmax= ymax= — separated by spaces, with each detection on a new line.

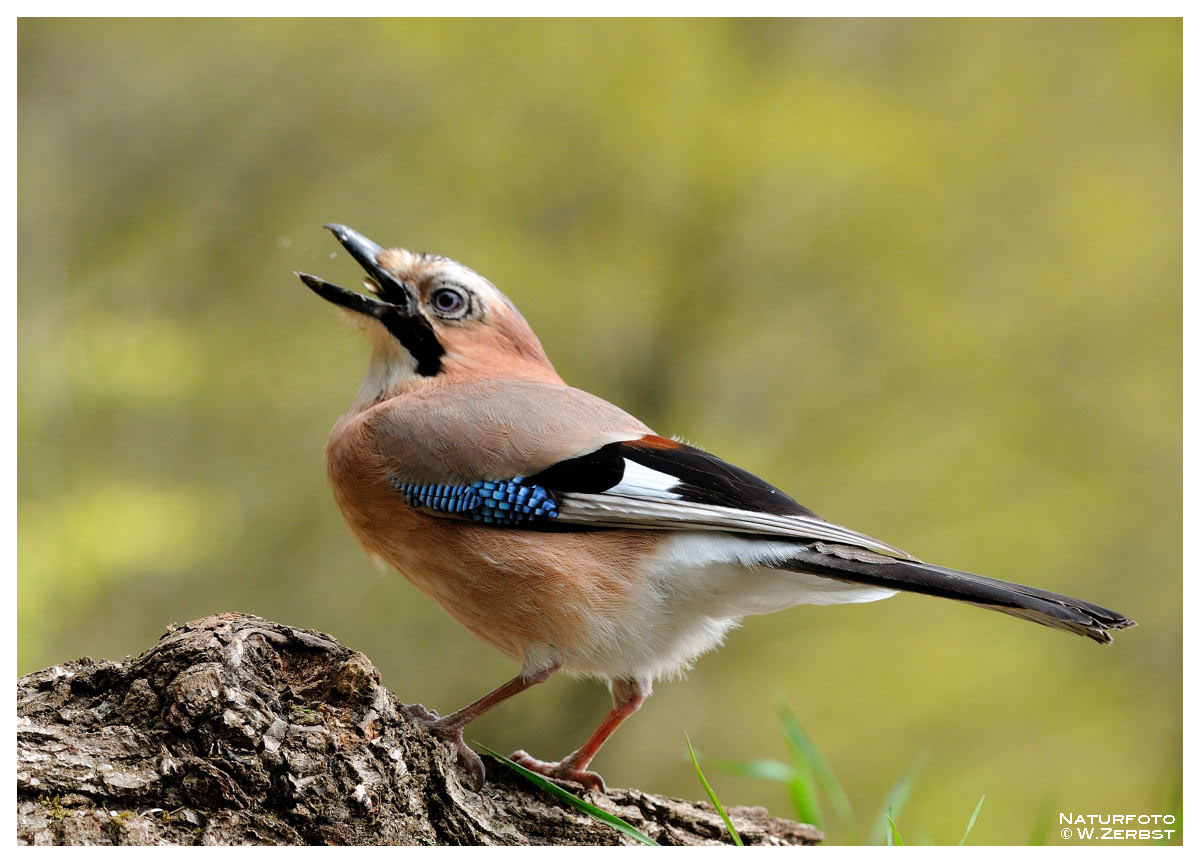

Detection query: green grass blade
xmin=775 ymin=704 xmax=853 ymax=823
xmin=885 ymin=807 xmax=904 ymax=846
xmin=708 ymin=757 xmax=796 ymax=784
xmin=867 ymin=755 xmax=924 ymax=845
xmin=786 ymin=766 xmax=822 ymax=828
xmin=1158 ymin=776 xmax=1182 ymax=845
xmin=957 ymin=794 xmax=986 ymax=845
xmin=476 ymin=743 xmax=659 ymax=846
xmin=685 ymin=734 xmax=743 ymax=846
xmin=1027 ymin=794 xmax=1055 ymax=845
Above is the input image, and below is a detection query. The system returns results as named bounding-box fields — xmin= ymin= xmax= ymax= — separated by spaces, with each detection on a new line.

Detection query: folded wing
xmin=394 ymin=431 xmax=913 ymax=558
xmin=390 ymin=432 xmax=1133 ymax=643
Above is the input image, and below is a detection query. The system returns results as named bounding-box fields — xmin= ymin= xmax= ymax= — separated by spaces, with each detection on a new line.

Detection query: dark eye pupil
xmin=433 ymin=289 xmax=464 ymax=313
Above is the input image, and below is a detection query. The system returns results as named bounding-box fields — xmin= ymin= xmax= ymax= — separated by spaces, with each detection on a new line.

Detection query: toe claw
xmin=456 ymin=741 xmax=486 ymax=790
xmin=577 ymin=771 xmax=606 ymax=794
xmin=403 ymin=710 xmax=486 ymax=789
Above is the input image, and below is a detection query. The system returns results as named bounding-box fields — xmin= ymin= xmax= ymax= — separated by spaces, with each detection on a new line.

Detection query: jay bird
xmin=297 ymin=223 xmax=1133 ymax=792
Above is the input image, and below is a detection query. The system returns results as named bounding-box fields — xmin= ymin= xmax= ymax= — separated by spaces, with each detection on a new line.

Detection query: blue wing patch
xmin=392 ymin=478 xmax=559 ymax=525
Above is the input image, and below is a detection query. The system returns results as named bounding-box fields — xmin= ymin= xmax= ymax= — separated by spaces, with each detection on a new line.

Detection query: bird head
xmin=298 ymin=224 xmax=561 ymax=404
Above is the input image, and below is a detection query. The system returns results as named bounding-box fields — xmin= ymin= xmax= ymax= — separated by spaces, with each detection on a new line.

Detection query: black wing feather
xmin=621 ymin=436 xmax=817 ymax=517
xmin=527 ymin=435 xmax=817 ymax=518
xmin=525 ymin=441 xmax=626 ymax=493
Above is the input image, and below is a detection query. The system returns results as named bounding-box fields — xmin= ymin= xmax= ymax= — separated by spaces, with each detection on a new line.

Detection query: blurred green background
xmin=18 ymin=19 xmax=1179 ymax=845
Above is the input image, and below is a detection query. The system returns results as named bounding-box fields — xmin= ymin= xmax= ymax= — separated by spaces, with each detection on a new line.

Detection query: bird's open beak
xmin=297 ymin=223 xmax=417 ymax=318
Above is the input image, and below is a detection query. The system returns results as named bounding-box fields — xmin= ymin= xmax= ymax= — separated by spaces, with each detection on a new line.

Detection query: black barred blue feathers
xmin=393 ymin=477 xmax=559 ymax=525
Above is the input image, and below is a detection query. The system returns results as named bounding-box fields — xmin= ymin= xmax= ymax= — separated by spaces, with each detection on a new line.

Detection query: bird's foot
xmin=403 ymin=707 xmax=486 ymax=789
xmin=509 ymin=749 xmax=607 ymax=793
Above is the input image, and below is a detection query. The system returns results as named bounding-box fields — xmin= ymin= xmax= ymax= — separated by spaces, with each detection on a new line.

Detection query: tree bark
xmin=17 ymin=613 xmax=821 ymax=846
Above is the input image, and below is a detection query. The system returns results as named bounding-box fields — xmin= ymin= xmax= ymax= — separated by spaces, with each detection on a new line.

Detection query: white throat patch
xmin=353 ymin=326 xmax=418 ymax=408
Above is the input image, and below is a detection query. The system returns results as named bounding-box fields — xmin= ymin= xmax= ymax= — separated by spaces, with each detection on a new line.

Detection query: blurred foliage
xmin=18 ymin=19 xmax=1179 ymax=845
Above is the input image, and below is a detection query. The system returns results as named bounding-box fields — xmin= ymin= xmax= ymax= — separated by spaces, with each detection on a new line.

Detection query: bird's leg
xmin=406 ymin=663 xmax=560 ymax=789
xmin=511 ymin=676 xmax=650 ymax=793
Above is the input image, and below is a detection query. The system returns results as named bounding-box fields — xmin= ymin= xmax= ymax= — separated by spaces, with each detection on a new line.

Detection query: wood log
xmin=17 ymin=613 xmax=821 ymax=846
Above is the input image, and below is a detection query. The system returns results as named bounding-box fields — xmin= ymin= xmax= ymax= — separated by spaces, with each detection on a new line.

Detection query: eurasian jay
xmin=297 ymin=224 xmax=1133 ymax=792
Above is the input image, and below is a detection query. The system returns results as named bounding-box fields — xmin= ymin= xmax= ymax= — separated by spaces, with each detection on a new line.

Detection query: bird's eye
xmin=430 ymin=287 xmax=467 ymax=317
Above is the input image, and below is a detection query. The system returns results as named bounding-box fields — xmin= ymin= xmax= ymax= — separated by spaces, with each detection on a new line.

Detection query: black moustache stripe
xmin=380 ymin=309 xmax=445 ymax=376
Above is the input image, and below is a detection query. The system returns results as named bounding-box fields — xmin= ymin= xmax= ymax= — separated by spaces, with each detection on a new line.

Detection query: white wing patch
xmin=609 ymin=459 xmax=682 ymax=499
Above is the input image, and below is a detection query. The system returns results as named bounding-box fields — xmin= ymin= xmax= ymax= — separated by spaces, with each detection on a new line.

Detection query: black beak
xmin=296 ymin=223 xmax=417 ymax=317
xmin=298 ymin=224 xmax=447 ymax=377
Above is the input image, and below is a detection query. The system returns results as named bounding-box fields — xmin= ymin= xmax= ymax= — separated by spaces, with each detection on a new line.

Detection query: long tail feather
xmin=776 ymin=545 xmax=1135 ymax=644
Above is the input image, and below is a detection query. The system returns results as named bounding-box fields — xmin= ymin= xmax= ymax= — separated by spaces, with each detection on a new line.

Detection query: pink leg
xmin=405 ymin=664 xmax=559 ymax=789
xmin=511 ymin=677 xmax=650 ymax=793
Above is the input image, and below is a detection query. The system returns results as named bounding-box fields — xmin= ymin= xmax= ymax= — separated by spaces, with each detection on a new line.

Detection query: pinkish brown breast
xmin=325 ymin=408 xmax=664 ymax=666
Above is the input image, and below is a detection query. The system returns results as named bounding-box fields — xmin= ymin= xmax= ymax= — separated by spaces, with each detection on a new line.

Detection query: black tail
xmin=778 ymin=545 xmax=1135 ymax=644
